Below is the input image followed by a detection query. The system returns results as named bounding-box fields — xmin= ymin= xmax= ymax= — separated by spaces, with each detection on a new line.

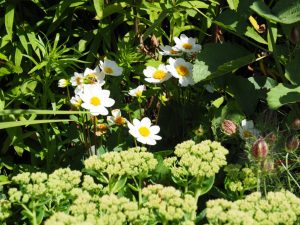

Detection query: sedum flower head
xmin=84 ymin=147 xmax=158 ymax=178
xmin=0 ymin=199 xmax=11 ymax=222
xmin=141 ymin=184 xmax=196 ymax=223
xmin=164 ymin=140 xmax=229 ymax=179
xmin=205 ymin=190 xmax=300 ymax=225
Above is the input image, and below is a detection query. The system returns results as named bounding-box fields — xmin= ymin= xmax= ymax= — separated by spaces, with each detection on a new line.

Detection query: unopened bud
xmin=291 ymin=118 xmax=300 ymax=130
xmin=221 ymin=120 xmax=237 ymax=136
xmin=285 ymin=135 xmax=299 ymax=152
xmin=261 ymin=159 xmax=274 ymax=173
xmin=265 ymin=132 xmax=277 ymax=145
xmin=252 ymin=138 xmax=268 ymax=160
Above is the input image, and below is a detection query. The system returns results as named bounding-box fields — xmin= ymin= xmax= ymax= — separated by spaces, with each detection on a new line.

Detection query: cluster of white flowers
xmin=205 ymin=190 xmax=300 ymax=225
xmin=143 ymin=34 xmax=201 ymax=87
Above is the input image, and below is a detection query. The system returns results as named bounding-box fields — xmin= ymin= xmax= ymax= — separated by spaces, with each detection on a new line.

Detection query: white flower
xmin=58 ymin=79 xmax=69 ymax=88
xmin=166 ymin=57 xmax=194 ymax=87
xmin=174 ymin=34 xmax=201 ymax=54
xmin=239 ymin=119 xmax=260 ymax=139
xmin=70 ymin=95 xmax=82 ymax=108
xmin=107 ymin=109 xmax=127 ymax=125
xmin=159 ymin=45 xmax=182 ymax=56
xmin=70 ymin=72 xmax=84 ymax=87
xmin=143 ymin=64 xmax=172 ymax=84
xmin=129 ymin=85 xmax=146 ymax=97
xmin=99 ymin=59 xmax=123 ymax=76
xmin=127 ymin=117 xmax=162 ymax=145
xmin=79 ymin=84 xmax=115 ymax=116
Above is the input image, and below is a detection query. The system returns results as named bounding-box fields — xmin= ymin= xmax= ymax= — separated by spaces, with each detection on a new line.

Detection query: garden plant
xmin=1 ymin=0 xmax=300 ymax=224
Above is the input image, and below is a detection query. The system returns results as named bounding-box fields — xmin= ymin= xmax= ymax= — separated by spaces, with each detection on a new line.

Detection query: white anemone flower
xmin=107 ymin=109 xmax=127 ymax=126
xmin=127 ymin=117 xmax=162 ymax=145
xmin=159 ymin=45 xmax=182 ymax=56
xmin=129 ymin=85 xmax=146 ymax=97
xmin=166 ymin=57 xmax=194 ymax=87
xmin=174 ymin=34 xmax=201 ymax=54
xmin=79 ymin=84 xmax=115 ymax=116
xmin=239 ymin=119 xmax=260 ymax=139
xmin=143 ymin=64 xmax=172 ymax=84
xmin=99 ymin=59 xmax=123 ymax=76
xmin=70 ymin=72 xmax=84 ymax=87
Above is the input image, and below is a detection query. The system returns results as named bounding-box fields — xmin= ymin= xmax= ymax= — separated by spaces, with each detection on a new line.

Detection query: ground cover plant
xmin=1 ymin=0 xmax=300 ymax=224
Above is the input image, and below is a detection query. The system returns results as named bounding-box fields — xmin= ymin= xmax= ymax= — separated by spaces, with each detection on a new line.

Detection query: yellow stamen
xmin=182 ymin=43 xmax=192 ymax=49
xmin=90 ymin=96 xmax=101 ymax=106
xmin=139 ymin=126 xmax=150 ymax=137
xmin=104 ymin=67 xmax=113 ymax=74
xmin=136 ymin=91 xmax=143 ymax=97
xmin=153 ymin=70 xmax=166 ymax=80
xmin=176 ymin=65 xmax=189 ymax=76
xmin=243 ymin=130 xmax=253 ymax=138
xmin=76 ymin=77 xmax=82 ymax=85
xmin=170 ymin=49 xmax=178 ymax=54
xmin=115 ymin=117 xmax=126 ymax=125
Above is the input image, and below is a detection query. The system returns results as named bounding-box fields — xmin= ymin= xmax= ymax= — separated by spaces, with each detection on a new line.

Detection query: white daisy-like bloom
xmin=166 ymin=57 xmax=194 ymax=87
xmin=79 ymin=84 xmax=115 ymax=116
xmin=58 ymin=79 xmax=69 ymax=88
xmin=70 ymin=95 xmax=82 ymax=108
xmin=128 ymin=85 xmax=146 ymax=97
xmin=159 ymin=45 xmax=182 ymax=56
xmin=99 ymin=59 xmax=123 ymax=77
xmin=239 ymin=119 xmax=260 ymax=140
xmin=143 ymin=64 xmax=172 ymax=84
xmin=107 ymin=109 xmax=127 ymax=126
xmin=174 ymin=34 xmax=201 ymax=54
xmin=70 ymin=72 xmax=84 ymax=87
xmin=127 ymin=117 xmax=162 ymax=145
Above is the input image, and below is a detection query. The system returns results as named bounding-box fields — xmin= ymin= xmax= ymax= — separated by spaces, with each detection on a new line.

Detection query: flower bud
xmin=285 ymin=135 xmax=299 ymax=152
xmin=291 ymin=118 xmax=300 ymax=130
xmin=265 ymin=132 xmax=277 ymax=145
xmin=252 ymin=138 xmax=268 ymax=160
xmin=261 ymin=159 xmax=274 ymax=173
xmin=221 ymin=120 xmax=237 ymax=136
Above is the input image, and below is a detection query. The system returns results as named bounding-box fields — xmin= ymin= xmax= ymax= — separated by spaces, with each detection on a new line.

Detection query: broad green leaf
xmin=0 ymin=175 xmax=10 ymax=185
xmin=178 ymin=1 xmax=209 ymax=9
xmin=0 ymin=119 xmax=71 ymax=129
xmin=250 ymin=0 xmax=300 ymax=24
xmin=0 ymin=53 xmax=8 ymax=61
xmin=267 ymin=83 xmax=300 ymax=109
xmin=284 ymin=50 xmax=300 ymax=85
xmin=193 ymin=43 xmax=257 ymax=83
xmin=110 ymin=176 xmax=127 ymax=193
xmin=227 ymin=0 xmax=239 ymax=11
xmin=5 ymin=4 xmax=14 ymax=40
xmin=248 ymin=76 xmax=277 ymax=90
xmin=93 ymin=0 xmax=104 ymax=20
xmin=195 ymin=176 xmax=215 ymax=197
xmin=212 ymin=96 xmax=224 ymax=108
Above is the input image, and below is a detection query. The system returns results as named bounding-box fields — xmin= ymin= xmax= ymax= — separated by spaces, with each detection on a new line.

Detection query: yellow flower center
xmin=139 ymin=126 xmax=150 ymax=137
xmin=104 ymin=67 xmax=113 ymax=74
xmin=85 ymin=73 xmax=98 ymax=84
xmin=243 ymin=130 xmax=253 ymax=138
xmin=176 ymin=65 xmax=189 ymax=76
xmin=90 ymin=96 xmax=101 ymax=106
xmin=136 ymin=91 xmax=143 ymax=97
xmin=183 ymin=43 xmax=192 ymax=49
xmin=170 ymin=49 xmax=178 ymax=54
xmin=76 ymin=77 xmax=82 ymax=85
xmin=153 ymin=70 xmax=166 ymax=80
xmin=115 ymin=117 xmax=126 ymax=125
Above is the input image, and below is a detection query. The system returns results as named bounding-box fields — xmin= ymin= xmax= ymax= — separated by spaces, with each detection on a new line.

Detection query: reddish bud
xmin=265 ymin=132 xmax=277 ymax=145
xmin=221 ymin=120 xmax=237 ymax=136
xmin=252 ymin=138 xmax=268 ymax=160
xmin=285 ymin=135 xmax=299 ymax=152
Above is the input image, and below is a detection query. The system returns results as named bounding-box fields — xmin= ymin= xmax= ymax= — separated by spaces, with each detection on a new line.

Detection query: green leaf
xmin=143 ymin=11 xmax=169 ymax=41
xmin=193 ymin=43 xmax=257 ymax=83
xmin=5 ymin=4 xmax=14 ymax=40
xmin=267 ymin=83 xmax=300 ymax=109
xmin=227 ymin=0 xmax=239 ymax=11
xmin=0 ymin=175 xmax=10 ymax=185
xmin=193 ymin=176 xmax=215 ymax=197
xmin=93 ymin=0 xmax=104 ymax=20
xmin=110 ymin=176 xmax=127 ymax=193
xmin=212 ymin=96 xmax=224 ymax=108
xmin=0 ymin=119 xmax=71 ymax=129
xmin=284 ymin=50 xmax=300 ymax=85
xmin=250 ymin=0 xmax=300 ymax=24
xmin=0 ymin=109 xmax=89 ymax=115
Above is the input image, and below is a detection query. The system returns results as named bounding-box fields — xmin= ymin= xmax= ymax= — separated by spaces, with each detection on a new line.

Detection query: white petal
xmin=111 ymin=109 xmax=121 ymax=118
xmin=137 ymin=137 xmax=147 ymax=144
xmin=103 ymin=98 xmax=115 ymax=107
xmin=150 ymin=125 xmax=160 ymax=134
xmin=141 ymin=117 xmax=151 ymax=127
xmin=153 ymin=134 xmax=162 ymax=140
xmin=132 ymin=119 xmax=141 ymax=127
xmin=146 ymin=138 xmax=156 ymax=145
